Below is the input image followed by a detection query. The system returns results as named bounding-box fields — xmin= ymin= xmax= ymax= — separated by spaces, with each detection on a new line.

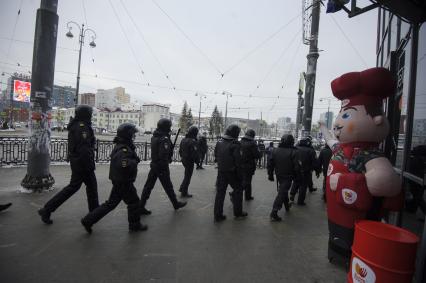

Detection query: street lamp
xmin=222 ymin=91 xmax=232 ymax=129
xmin=195 ymin=92 xmax=207 ymax=128
xmin=66 ymin=21 xmax=97 ymax=106
xmin=319 ymin=97 xmax=332 ymax=129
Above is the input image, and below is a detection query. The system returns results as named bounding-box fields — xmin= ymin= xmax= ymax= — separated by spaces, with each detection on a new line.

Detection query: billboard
xmin=13 ymin=80 xmax=31 ymax=103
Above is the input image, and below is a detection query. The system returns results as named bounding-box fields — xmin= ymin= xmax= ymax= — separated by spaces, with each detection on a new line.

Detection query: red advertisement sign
xmin=13 ymin=80 xmax=31 ymax=103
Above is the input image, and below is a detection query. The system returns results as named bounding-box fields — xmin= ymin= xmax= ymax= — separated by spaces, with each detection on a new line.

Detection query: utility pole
xmin=195 ymin=92 xmax=206 ymax=128
xmin=295 ymin=72 xmax=305 ymax=139
xmin=222 ymin=91 xmax=232 ymax=129
xmin=302 ymin=0 xmax=320 ymax=137
xmin=21 ymin=0 xmax=58 ymax=190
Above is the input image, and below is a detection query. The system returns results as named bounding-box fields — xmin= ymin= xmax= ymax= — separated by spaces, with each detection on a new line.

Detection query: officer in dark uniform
xmin=81 ymin=123 xmax=147 ymax=233
xmin=139 ymin=118 xmax=186 ymax=214
xmin=38 ymin=105 xmax=98 ymax=224
xmin=196 ymin=135 xmax=208 ymax=169
xmin=268 ymin=134 xmax=299 ymax=221
xmin=306 ymin=136 xmax=318 ymax=193
xmin=257 ymin=139 xmax=266 ymax=168
xmin=316 ymin=144 xmax=332 ymax=202
xmin=240 ymin=129 xmax=261 ymax=201
xmin=289 ymin=138 xmax=317 ymax=205
xmin=213 ymin=124 xmax=247 ymax=222
xmin=179 ymin=126 xmax=199 ymax=197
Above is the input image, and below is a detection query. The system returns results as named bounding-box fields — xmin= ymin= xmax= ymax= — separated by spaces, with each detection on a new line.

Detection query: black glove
xmin=316 ymin=172 xmax=320 ymax=178
xmin=268 ymin=174 xmax=274 ymax=182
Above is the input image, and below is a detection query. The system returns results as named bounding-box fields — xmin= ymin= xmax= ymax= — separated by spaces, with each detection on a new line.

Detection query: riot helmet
xmin=75 ymin=105 xmax=93 ymax=123
xmin=186 ymin=126 xmax=199 ymax=138
xmin=157 ymin=118 xmax=172 ymax=132
xmin=280 ymin=134 xmax=294 ymax=147
xmin=224 ymin=124 xmax=241 ymax=139
xmin=244 ymin=129 xmax=256 ymax=140
xmin=117 ymin=123 xmax=138 ymax=142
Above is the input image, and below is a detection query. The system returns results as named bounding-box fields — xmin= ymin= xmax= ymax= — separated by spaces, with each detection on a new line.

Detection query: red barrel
xmin=347 ymin=220 xmax=419 ymax=283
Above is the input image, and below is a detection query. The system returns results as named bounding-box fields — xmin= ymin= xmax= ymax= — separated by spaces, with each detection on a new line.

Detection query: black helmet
xmin=157 ymin=118 xmax=172 ymax=132
xmin=299 ymin=138 xmax=310 ymax=146
xmin=244 ymin=129 xmax=255 ymax=140
xmin=186 ymin=126 xmax=199 ymax=138
xmin=117 ymin=123 xmax=138 ymax=141
xmin=224 ymin=124 xmax=241 ymax=139
xmin=280 ymin=134 xmax=294 ymax=147
xmin=75 ymin=105 xmax=92 ymax=123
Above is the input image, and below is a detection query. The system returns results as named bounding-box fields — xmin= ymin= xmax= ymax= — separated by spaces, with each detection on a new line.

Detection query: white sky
xmin=0 ymin=0 xmax=378 ymax=123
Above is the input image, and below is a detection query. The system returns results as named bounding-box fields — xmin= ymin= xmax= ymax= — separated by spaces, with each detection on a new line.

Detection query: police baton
xmin=172 ymin=128 xmax=181 ymax=149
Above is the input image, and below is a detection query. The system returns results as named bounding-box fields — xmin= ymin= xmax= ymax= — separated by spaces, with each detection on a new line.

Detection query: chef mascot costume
xmin=319 ymin=67 xmax=402 ymax=263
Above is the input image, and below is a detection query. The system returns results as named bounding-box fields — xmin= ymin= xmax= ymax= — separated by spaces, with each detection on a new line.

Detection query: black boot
xmin=181 ymin=193 xmax=193 ymax=198
xmin=214 ymin=214 xmax=227 ymax=222
xmin=81 ymin=218 xmax=92 ymax=234
xmin=38 ymin=208 xmax=53 ymax=224
xmin=174 ymin=201 xmax=187 ymax=210
xmin=129 ymin=223 xmax=148 ymax=232
xmin=139 ymin=199 xmax=152 ymax=215
xmin=0 ymin=203 xmax=12 ymax=212
xmin=270 ymin=210 xmax=282 ymax=221
xmin=284 ymin=201 xmax=292 ymax=212
xmin=235 ymin=211 xmax=248 ymax=219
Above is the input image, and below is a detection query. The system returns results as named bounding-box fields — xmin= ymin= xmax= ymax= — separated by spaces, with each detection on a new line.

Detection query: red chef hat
xmin=331 ymin=67 xmax=395 ymax=109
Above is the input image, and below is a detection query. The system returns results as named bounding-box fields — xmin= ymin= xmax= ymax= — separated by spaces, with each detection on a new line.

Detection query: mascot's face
xmin=333 ymin=105 xmax=389 ymax=143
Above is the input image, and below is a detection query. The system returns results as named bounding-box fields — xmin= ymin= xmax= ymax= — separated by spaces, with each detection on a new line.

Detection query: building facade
xmin=376 ymin=5 xmax=426 ymax=282
xmin=52 ymin=85 xmax=75 ymax=108
xmin=79 ymin=93 xmax=96 ymax=107
xmin=142 ymin=103 xmax=170 ymax=132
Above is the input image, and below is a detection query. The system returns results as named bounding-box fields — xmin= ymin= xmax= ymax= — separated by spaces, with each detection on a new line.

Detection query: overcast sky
xmin=0 ymin=0 xmax=378 ymax=123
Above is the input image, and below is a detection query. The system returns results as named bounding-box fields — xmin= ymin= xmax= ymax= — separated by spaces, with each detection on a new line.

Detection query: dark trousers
xmin=140 ymin=166 xmax=179 ymax=208
xmin=241 ymin=170 xmax=254 ymax=199
xmin=272 ymin=176 xmax=293 ymax=211
xmin=214 ymin=171 xmax=243 ymax=216
xmin=308 ymin=171 xmax=314 ymax=191
xmin=197 ymin=153 xmax=206 ymax=168
xmin=290 ymin=172 xmax=309 ymax=204
xmin=82 ymin=182 xmax=141 ymax=228
xmin=180 ymin=162 xmax=194 ymax=194
xmin=44 ymin=170 xmax=98 ymax=213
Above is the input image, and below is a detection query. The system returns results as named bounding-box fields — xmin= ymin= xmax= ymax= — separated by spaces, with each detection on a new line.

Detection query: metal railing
xmin=0 ymin=137 xmax=218 ymax=167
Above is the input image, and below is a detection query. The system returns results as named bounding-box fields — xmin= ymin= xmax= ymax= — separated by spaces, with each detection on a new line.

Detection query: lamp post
xmin=65 ymin=21 xmax=96 ymax=106
xmin=319 ymin=97 xmax=332 ymax=129
xmin=222 ymin=91 xmax=232 ymax=129
xmin=195 ymin=92 xmax=207 ymax=128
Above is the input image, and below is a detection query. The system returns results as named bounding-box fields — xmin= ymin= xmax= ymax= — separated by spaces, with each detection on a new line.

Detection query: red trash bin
xmin=348 ymin=220 xmax=419 ymax=283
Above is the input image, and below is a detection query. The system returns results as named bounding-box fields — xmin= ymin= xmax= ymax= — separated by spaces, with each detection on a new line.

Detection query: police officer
xmin=196 ymin=135 xmax=208 ymax=169
xmin=179 ymin=126 xmax=199 ymax=197
xmin=306 ymin=136 xmax=318 ymax=193
xmin=257 ymin=139 xmax=266 ymax=168
xmin=213 ymin=124 xmax=247 ymax=222
xmin=268 ymin=134 xmax=299 ymax=221
xmin=38 ymin=105 xmax=98 ymax=224
xmin=316 ymin=144 xmax=332 ymax=202
xmin=81 ymin=123 xmax=147 ymax=233
xmin=289 ymin=138 xmax=317 ymax=205
xmin=139 ymin=118 xmax=186 ymax=214
xmin=240 ymin=129 xmax=261 ymax=201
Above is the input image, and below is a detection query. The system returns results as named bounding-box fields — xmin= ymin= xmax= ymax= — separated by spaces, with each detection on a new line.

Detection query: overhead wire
xmin=222 ymin=12 xmax=302 ymax=75
xmin=330 ymin=14 xmax=369 ymax=67
xmin=151 ymin=0 xmax=223 ymax=76
xmin=119 ymin=0 xmax=177 ymax=92
xmin=107 ymin=0 xmax=148 ymax=84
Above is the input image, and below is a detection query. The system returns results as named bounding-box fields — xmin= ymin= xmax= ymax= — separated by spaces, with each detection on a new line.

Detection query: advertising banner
xmin=13 ymin=80 xmax=31 ymax=103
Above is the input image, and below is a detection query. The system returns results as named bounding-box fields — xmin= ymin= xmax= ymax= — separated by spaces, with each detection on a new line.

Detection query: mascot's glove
xmin=268 ymin=174 xmax=274 ymax=182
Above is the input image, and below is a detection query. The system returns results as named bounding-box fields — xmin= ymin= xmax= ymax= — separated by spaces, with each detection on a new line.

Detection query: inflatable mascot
xmin=319 ymin=67 xmax=403 ymax=263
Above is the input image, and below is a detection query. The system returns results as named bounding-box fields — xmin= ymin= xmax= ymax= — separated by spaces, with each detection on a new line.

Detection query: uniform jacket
xmin=109 ymin=140 xmax=140 ymax=183
xmin=150 ymin=129 xmax=172 ymax=171
xmin=240 ymin=137 xmax=262 ymax=173
xmin=295 ymin=144 xmax=317 ymax=173
xmin=67 ymin=119 xmax=95 ymax=173
xmin=267 ymin=144 xmax=299 ymax=178
xmin=198 ymin=137 xmax=208 ymax=154
xmin=179 ymin=137 xmax=199 ymax=165
xmin=214 ymin=136 xmax=241 ymax=172
xmin=317 ymin=146 xmax=332 ymax=175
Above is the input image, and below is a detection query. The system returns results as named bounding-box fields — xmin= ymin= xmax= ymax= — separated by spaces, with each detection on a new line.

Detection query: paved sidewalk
xmin=0 ymin=164 xmax=346 ymax=282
